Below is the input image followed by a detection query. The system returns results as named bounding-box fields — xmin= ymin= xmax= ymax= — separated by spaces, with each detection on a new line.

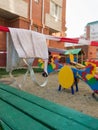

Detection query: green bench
xmin=0 ymin=83 xmax=98 ymax=130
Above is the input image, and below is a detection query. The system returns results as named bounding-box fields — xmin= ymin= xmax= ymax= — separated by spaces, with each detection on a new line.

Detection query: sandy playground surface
xmin=0 ymin=72 xmax=98 ymax=118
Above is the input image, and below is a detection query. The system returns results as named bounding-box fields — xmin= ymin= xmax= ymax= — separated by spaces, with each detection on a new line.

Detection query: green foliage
xmin=0 ymin=68 xmax=43 ymax=78
xmin=0 ymin=68 xmax=9 ymax=78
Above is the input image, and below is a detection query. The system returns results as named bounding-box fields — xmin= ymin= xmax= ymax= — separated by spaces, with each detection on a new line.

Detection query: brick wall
xmin=0 ymin=17 xmax=7 ymax=66
xmin=86 ymin=24 xmax=98 ymax=59
xmin=88 ymin=46 xmax=97 ymax=59
xmin=0 ymin=32 xmax=6 ymax=67
xmin=0 ymin=32 xmax=6 ymax=51
xmin=32 ymin=0 xmax=42 ymax=27
xmin=49 ymin=41 xmax=64 ymax=49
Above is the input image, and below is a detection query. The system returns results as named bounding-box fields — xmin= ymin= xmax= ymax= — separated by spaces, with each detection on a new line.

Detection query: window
xmin=50 ymin=1 xmax=61 ymax=20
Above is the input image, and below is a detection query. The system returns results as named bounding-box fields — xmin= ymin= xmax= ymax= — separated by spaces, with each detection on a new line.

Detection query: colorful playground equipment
xmin=58 ymin=65 xmax=79 ymax=94
xmin=38 ymin=52 xmax=63 ymax=74
xmin=58 ymin=66 xmax=74 ymax=89
xmin=86 ymin=58 xmax=98 ymax=67
xmin=38 ymin=52 xmax=98 ymax=97
xmin=58 ymin=61 xmax=98 ymax=98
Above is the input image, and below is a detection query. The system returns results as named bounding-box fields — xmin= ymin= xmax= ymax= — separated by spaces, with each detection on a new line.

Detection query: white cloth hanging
xmin=6 ymin=28 xmax=49 ymax=88
xmin=8 ymin=27 xmax=48 ymax=59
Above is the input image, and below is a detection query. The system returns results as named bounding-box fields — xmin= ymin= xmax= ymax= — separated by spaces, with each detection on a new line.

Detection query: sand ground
xmin=0 ymin=72 xmax=98 ymax=118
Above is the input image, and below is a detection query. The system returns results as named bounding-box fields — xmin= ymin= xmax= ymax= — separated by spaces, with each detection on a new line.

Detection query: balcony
xmin=45 ymin=13 xmax=62 ymax=32
xmin=0 ymin=0 xmax=28 ymax=19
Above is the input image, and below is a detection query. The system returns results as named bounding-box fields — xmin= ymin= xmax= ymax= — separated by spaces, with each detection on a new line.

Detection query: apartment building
xmin=86 ymin=21 xmax=98 ymax=59
xmin=0 ymin=0 xmax=66 ymax=66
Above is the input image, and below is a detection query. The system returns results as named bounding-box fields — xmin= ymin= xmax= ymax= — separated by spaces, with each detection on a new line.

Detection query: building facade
xmin=0 ymin=0 xmax=66 ymax=66
xmin=86 ymin=21 xmax=98 ymax=59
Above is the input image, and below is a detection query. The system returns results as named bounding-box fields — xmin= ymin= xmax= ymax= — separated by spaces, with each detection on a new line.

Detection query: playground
xmin=0 ymin=26 xmax=98 ymax=129
xmin=1 ymin=71 xmax=98 ymax=118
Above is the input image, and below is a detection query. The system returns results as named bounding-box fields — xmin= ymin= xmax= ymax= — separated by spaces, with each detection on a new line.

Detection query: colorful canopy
xmin=64 ymin=48 xmax=82 ymax=55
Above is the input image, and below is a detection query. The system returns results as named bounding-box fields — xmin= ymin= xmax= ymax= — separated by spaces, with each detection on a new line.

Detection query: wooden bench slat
xmin=0 ymin=120 xmax=11 ymax=130
xmin=0 ymin=84 xmax=98 ymax=130
xmin=0 ymin=83 xmax=98 ymax=130
xmin=0 ymin=100 xmax=50 ymax=130
xmin=0 ymin=88 xmax=91 ymax=130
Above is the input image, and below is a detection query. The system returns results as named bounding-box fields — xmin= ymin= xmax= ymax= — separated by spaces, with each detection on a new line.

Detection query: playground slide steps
xmin=0 ymin=83 xmax=98 ymax=130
